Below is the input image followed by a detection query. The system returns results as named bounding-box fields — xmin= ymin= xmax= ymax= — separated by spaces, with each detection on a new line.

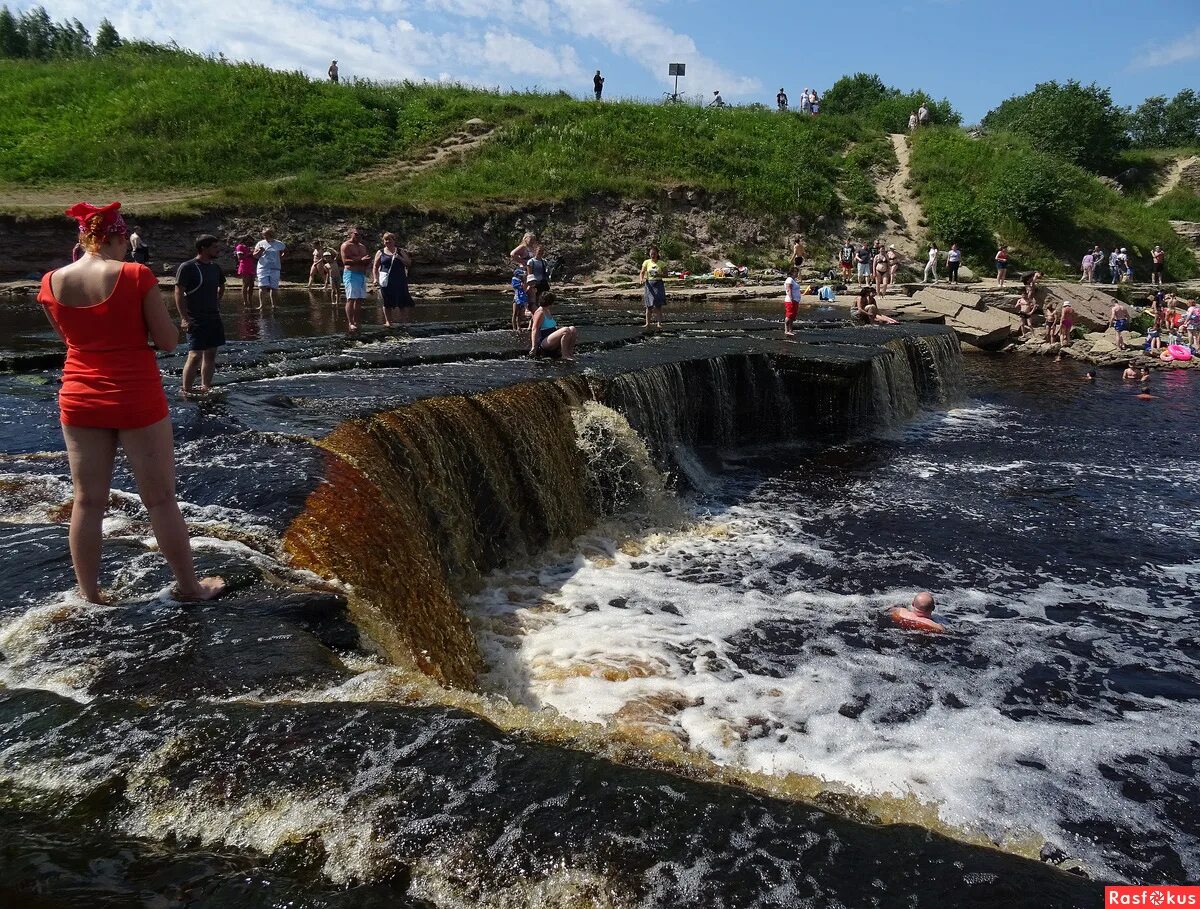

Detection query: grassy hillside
xmin=908 ymin=128 xmax=1197 ymax=281
xmin=0 ymin=48 xmax=881 ymax=227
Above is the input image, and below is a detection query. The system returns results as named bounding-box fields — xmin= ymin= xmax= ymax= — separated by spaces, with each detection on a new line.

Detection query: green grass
xmin=1149 ymin=187 xmax=1200 ymax=222
xmin=908 ymin=128 xmax=1197 ymax=281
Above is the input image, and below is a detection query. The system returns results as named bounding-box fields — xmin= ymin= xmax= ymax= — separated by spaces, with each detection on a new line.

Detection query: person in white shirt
xmin=918 ymin=103 xmax=929 ymax=125
xmin=252 ymin=227 xmax=287 ymax=308
xmin=783 ymin=266 xmax=802 ymax=336
xmin=924 ymin=244 xmax=939 ymax=283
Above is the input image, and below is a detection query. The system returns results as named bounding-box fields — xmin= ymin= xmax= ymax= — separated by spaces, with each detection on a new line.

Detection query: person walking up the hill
xmin=908 ymin=111 xmax=919 ymax=133
xmin=253 ymin=227 xmax=285 ymax=308
xmin=640 ymin=244 xmax=667 ymax=329
xmin=593 ymin=70 xmax=604 ymax=100
xmin=1081 ymin=249 xmax=1094 ymax=283
xmin=328 ymin=60 xmax=339 ymax=83
xmin=174 ymin=234 xmax=226 ymax=398
xmin=923 ymin=243 xmax=939 ymax=283
xmin=917 ymin=103 xmax=930 ymax=126
xmin=340 ymin=226 xmax=371 ymax=333
xmin=994 ymin=245 xmax=1009 ymax=287
xmin=776 ymin=88 xmax=788 ymax=112
xmin=372 ymin=232 xmax=415 ymax=329
xmin=38 ymin=201 xmax=226 ymax=604
xmin=1151 ymin=245 xmax=1165 ymax=286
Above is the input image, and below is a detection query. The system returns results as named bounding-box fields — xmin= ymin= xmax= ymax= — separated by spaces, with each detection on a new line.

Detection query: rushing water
xmin=0 ymin=294 xmax=1176 ymax=905
xmin=473 ymin=356 xmax=1200 ymax=886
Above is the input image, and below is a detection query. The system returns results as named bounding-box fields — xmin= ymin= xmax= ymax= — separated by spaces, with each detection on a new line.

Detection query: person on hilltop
xmin=328 ymin=60 xmax=338 ymax=83
xmin=234 ymin=236 xmax=255 ymax=306
xmin=709 ymin=89 xmax=725 ymax=108
xmin=174 ymin=234 xmax=226 ymax=398
xmin=640 ymin=244 xmax=667 ymax=329
xmin=994 ymin=244 xmax=1009 ymax=287
xmin=783 ymin=265 xmax=802 ymax=336
xmin=809 ymin=89 xmax=820 ymax=114
xmin=1151 ymin=245 xmax=1165 ymax=286
xmin=946 ymin=242 xmax=962 ymax=285
xmin=923 ymin=242 xmax=939 ymax=284
xmin=908 ymin=111 xmax=919 ymax=133
xmin=339 ymin=225 xmax=372 ymax=333
xmin=917 ymin=102 xmax=930 ymax=126
xmin=1108 ymin=299 xmax=1131 ymax=351
xmin=253 ymin=227 xmax=286 ymax=309
xmin=776 ymin=88 xmax=788 ymax=112
xmin=890 ymin=592 xmax=945 ymax=633
xmin=530 ymin=291 xmax=577 ymax=362
xmin=801 ymin=88 xmax=812 ymax=115
xmin=37 ymin=202 xmax=226 ymax=604
xmin=372 ymin=231 xmax=415 ymax=329
xmin=593 ymin=69 xmax=605 ymax=100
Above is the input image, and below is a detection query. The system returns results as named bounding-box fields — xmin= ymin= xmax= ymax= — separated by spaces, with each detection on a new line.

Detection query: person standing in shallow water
xmin=372 ymin=232 xmax=415 ymax=329
xmin=253 ymin=227 xmax=285 ymax=309
xmin=234 ymin=236 xmax=255 ymax=306
xmin=37 ymin=202 xmax=225 ymax=604
xmin=340 ymin=226 xmax=371 ymax=333
xmin=174 ymin=234 xmax=226 ymax=397
xmin=640 ymin=245 xmax=667 ymax=328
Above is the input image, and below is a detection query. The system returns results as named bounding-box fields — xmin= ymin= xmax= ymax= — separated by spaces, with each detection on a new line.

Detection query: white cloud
xmin=1132 ymin=26 xmax=1200 ymax=70
xmin=480 ymin=30 xmax=583 ymax=81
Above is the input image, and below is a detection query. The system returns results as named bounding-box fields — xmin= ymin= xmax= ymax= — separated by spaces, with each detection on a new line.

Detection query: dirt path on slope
xmin=876 ymin=134 xmax=924 ymax=256
xmin=1147 ymin=155 xmax=1199 ymax=205
xmin=351 ymin=118 xmax=498 ymax=183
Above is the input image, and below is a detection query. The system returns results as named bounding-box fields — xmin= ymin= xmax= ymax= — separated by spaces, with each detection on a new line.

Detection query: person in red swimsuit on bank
xmin=38 ymin=201 xmax=226 ymax=604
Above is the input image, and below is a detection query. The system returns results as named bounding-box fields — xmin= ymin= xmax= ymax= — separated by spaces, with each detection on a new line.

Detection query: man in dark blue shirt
xmin=174 ymin=234 xmax=226 ymax=397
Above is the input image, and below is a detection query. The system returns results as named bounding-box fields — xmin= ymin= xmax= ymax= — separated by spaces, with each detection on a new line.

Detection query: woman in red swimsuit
xmin=38 ymin=201 xmax=225 ymax=604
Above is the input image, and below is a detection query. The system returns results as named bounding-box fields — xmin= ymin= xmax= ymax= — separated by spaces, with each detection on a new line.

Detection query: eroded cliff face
xmin=0 ymin=191 xmax=798 ymax=283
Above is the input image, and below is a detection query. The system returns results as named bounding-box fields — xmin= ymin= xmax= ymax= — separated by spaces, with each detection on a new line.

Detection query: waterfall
xmin=284 ymin=336 xmax=963 ymax=686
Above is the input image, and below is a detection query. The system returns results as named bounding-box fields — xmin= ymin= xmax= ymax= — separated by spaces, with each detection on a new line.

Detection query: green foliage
xmin=823 ymin=72 xmax=960 ymax=132
xmin=839 ymin=136 xmax=893 ymax=225
xmin=95 ymin=19 xmax=120 ymax=54
xmin=1129 ymin=90 xmax=1200 ymax=148
xmin=1149 ymin=186 xmax=1200 ymax=222
xmin=0 ymin=5 xmax=101 ymax=60
xmin=980 ymin=148 xmax=1076 ymax=230
xmin=909 ymin=127 xmax=1196 ymax=281
xmin=981 ymin=80 xmax=1128 ymax=172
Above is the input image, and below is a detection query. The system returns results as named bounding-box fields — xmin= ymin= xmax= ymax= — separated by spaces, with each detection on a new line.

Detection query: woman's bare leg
xmin=62 ymin=424 xmax=118 ymax=603
xmin=119 ymin=418 xmax=224 ymax=601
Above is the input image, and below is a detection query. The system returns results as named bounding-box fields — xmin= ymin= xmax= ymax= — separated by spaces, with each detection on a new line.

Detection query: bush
xmin=822 ymin=72 xmax=959 ymax=133
xmin=924 ymin=190 xmax=991 ymax=251
xmin=981 ymin=80 xmax=1128 ymax=172
xmin=981 ymin=149 xmax=1076 ymax=230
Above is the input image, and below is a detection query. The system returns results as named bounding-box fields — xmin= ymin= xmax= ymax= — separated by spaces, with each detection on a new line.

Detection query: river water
xmin=0 ymin=289 xmax=1190 ymax=905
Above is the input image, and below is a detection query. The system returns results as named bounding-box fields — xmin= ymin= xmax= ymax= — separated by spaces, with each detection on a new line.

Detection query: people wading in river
xmin=308 ymin=240 xmax=326 ymax=288
xmin=253 ymin=227 xmax=285 ymax=309
xmin=372 ymin=232 xmax=414 ymax=329
xmin=510 ymin=230 xmax=537 ymax=269
xmin=173 ymin=234 xmax=226 ymax=398
xmin=339 ymin=226 xmax=372 ymax=333
xmin=530 ymin=291 xmax=577 ymax=362
xmin=38 ymin=202 xmax=226 ymax=604
xmin=234 ymin=235 xmax=255 ymax=307
xmin=640 ymin=244 xmax=667 ymax=329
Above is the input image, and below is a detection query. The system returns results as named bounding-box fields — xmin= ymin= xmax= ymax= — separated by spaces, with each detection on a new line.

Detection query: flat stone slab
xmin=1044 ymin=282 xmax=1120 ymax=329
xmin=912 ymin=287 xmax=983 ymax=316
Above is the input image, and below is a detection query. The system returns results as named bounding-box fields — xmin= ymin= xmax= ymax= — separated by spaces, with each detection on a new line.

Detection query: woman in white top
xmin=923 ymin=244 xmax=939 ymax=284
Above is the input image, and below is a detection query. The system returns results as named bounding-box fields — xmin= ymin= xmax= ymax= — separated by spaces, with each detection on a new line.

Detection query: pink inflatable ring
xmin=1167 ymin=344 xmax=1193 ymax=362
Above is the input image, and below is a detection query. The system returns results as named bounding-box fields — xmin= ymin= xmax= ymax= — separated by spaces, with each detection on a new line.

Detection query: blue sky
xmin=21 ymin=0 xmax=1200 ymax=121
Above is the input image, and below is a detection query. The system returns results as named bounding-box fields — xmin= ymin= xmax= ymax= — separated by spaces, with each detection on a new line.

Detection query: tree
xmin=0 ymin=6 xmax=26 ymax=57
xmin=823 ymin=73 xmax=892 ymax=117
xmin=95 ymin=18 xmax=120 ymax=53
xmin=823 ymin=72 xmax=960 ymax=132
xmin=981 ymin=80 xmax=1128 ymax=172
xmin=16 ymin=6 xmax=55 ymax=59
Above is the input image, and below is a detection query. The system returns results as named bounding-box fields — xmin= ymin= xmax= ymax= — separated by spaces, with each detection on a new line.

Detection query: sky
xmin=15 ymin=0 xmax=1200 ymax=122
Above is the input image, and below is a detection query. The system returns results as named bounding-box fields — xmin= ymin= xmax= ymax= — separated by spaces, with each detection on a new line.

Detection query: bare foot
xmin=81 ymin=588 xmax=109 ymax=605
xmin=179 ymin=388 xmax=193 ymax=400
xmin=174 ymin=576 xmax=227 ymax=602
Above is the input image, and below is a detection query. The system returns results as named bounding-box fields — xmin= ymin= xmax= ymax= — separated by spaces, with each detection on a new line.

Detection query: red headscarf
xmin=65 ymin=201 xmax=127 ymax=239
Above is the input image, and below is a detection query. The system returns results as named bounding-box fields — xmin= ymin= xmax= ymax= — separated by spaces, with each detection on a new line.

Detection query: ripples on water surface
xmin=474 ymin=357 xmax=1200 ymax=885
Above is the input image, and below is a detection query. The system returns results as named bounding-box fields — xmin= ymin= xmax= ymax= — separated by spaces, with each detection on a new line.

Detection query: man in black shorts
xmin=174 ymin=235 xmax=226 ymax=397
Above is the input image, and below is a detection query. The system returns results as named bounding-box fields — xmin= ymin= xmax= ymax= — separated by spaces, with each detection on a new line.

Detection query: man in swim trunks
xmin=174 ymin=234 xmax=226 ymax=397
xmin=890 ymin=592 xmax=945 ymax=633
xmin=1108 ymin=300 xmax=1131 ymax=350
xmin=1151 ymin=245 xmax=1165 ymax=286
xmin=253 ymin=227 xmax=286 ymax=309
xmin=340 ymin=226 xmax=372 ymax=332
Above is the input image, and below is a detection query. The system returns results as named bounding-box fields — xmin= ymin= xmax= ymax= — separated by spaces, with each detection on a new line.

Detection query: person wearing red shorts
xmin=37 ymin=201 xmax=226 ymax=604
xmin=783 ymin=266 xmax=802 ymax=336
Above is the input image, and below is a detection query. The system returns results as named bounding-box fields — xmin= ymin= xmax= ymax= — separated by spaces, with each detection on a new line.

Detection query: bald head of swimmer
xmin=911 ymin=591 xmax=935 ymax=616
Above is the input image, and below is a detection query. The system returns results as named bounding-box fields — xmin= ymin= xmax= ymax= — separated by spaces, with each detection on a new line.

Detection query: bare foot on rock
xmin=174 ymin=576 xmax=228 ymax=602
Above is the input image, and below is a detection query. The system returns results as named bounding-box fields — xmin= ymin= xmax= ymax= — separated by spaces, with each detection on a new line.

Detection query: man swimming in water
xmin=889 ymin=592 xmax=945 ymax=633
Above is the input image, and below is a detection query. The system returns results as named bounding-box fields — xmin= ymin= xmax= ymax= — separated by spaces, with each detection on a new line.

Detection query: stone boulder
xmin=1043 ymin=282 xmax=1120 ymax=331
xmin=910 ymin=287 xmax=1018 ymax=349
